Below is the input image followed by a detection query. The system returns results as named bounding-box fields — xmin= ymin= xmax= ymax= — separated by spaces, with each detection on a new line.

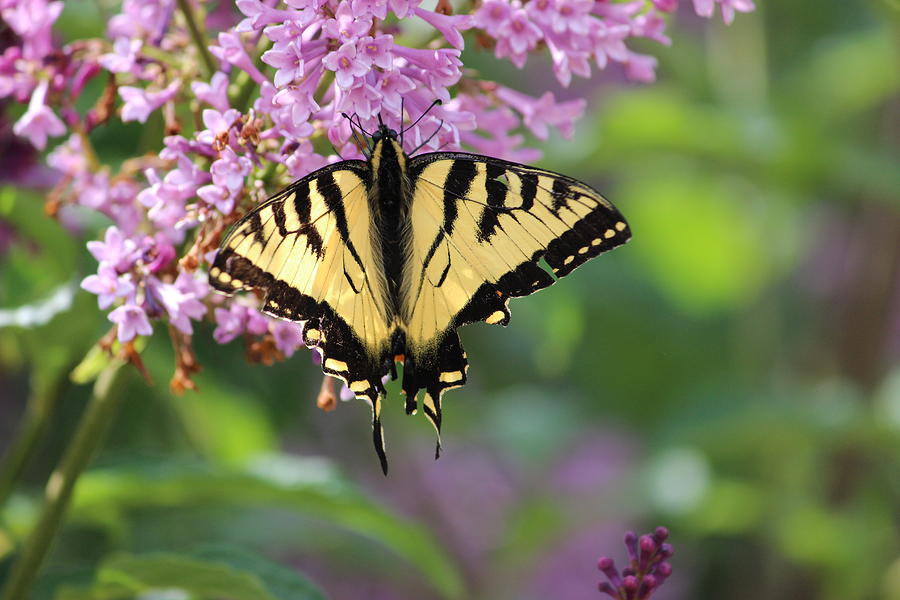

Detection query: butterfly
xmin=209 ymin=109 xmax=631 ymax=473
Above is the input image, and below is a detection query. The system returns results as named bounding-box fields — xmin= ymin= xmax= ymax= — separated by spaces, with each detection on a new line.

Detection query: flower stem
xmin=176 ymin=0 xmax=216 ymax=79
xmin=0 ymin=380 xmax=63 ymax=509
xmin=0 ymin=363 xmax=124 ymax=600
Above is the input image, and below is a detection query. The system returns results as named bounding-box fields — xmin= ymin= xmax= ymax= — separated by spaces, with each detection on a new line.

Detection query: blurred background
xmin=2 ymin=1 xmax=899 ymax=599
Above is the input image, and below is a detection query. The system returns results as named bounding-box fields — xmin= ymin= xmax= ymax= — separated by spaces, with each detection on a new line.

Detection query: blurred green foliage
xmin=2 ymin=1 xmax=900 ymax=599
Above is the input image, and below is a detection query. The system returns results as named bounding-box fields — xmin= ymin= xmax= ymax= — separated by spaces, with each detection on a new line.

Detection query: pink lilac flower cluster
xmin=0 ymin=0 xmax=752 ymax=387
xmin=597 ymin=527 xmax=673 ymax=600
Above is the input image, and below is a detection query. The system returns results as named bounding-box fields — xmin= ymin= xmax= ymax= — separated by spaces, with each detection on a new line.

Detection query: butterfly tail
xmin=402 ymin=331 xmax=468 ymax=460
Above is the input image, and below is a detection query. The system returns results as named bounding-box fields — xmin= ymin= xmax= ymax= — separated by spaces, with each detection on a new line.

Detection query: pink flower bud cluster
xmin=0 ymin=0 xmax=752 ymax=384
xmin=597 ymin=527 xmax=674 ymax=600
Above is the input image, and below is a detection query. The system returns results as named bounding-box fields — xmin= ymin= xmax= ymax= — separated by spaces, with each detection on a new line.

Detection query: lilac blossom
xmin=81 ymin=266 xmax=135 ymax=310
xmin=119 ymin=79 xmax=182 ymax=123
xmin=12 ymin=81 xmax=65 ymax=150
xmin=191 ymin=72 xmax=231 ymax=112
xmin=109 ymin=303 xmax=153 ymax=343
xmin=0 ymin=0 xmax=753 ymax=387
xmin=597 ymin=528 xmax=674 ymax=600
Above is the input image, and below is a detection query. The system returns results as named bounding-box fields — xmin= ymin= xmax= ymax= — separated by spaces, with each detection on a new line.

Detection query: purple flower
xmin=590 ymin=21 xmax=630 ymax=69
xmin=693 ymin=0 xmax=755 ymax=24
xmin=151 ymin=272 xmax=208 ymax=335
xmin=551 ymin=0 xmax=593 ymax=35
xmin=623 ymin=51 xmax=657 ymax=83
xmin=119 ymin=79 xmax=181 ymax=123
xmin=197 ymin=184 xmax=234 ymax=215
xmin=351 ymin=0 xmax=389 ymax=20
xmin=235 ymin=0 xmax=305 ymax=33
xmin=213 ymin=304 xmax=246 ymax=343
xmin=597 ymin=528 xmax=673 ymax=600
xmin=261 ymin=40 xmax=306 ymax=88
xmin=210 ymin=32 xmax=267 ymax=84
xmin=495 ymin=10 xmax=543 ymax=66
xmin=495 ymin=87 xmax=584 ymax=140
xmin=1 ymin=0 xmax=63 ymax=60
xmin=322 ymin=2 xmax=372 ymax=42
xmin=210 ymin=146 xmax=252 ymax=194
xmin=109 ymin=303 xmax=153 ymax=342
xmin=323 ymin=42 xmax=368 ymax=90
xmin=652 ymin=0 xmax=678 ymax=11
xmin=271 ymin=320 xmax=304 ymax=357
xmin=47 ymin=134 xmax=87 ymax=176
xmin=81 ymin=265 xmax=135 ymax=309
xmin=197 ymin=108 xmax=241 ymax=146
xmin=192 ymin=72 xmax=231 ymax=112
xmin=355 ymin=35 xmax=394 ymax=70
xmin=87 ymin=226 xmax=140 ymax=272
xmin=99 ymin=37 xmax=143 ymax=74
xmin=12 ymin=80 xmax=66 ymax=150
xmin=412 ymin=7 xmax=472 ymax=51
xmin=474 ymin=0 xmax=510 ymax=36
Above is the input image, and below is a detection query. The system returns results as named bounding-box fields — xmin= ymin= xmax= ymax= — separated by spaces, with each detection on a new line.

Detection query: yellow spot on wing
xmin=350 ymin=380 xmax=370 ymax=392
xmin=604 ymin=229 xmax=615 ymax=239
xmin=615 ymin=221 xmax=626 ymax=231
xmin=439 ymin=371 xmax=464 ymax=383
xmin=486 ymin=310 xmax=506 ymax=324
xmin=324 ymin=358 xmax=348 ymax=372
xmin=306 ymin=328 xmax=321 ymax=341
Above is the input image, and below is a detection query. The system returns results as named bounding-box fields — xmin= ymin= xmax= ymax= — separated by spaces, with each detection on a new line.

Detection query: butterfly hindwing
xmin=209 ymin=162 xmax=394 ymax=472
xmin=399 ymin=152 xmax=631 ymax=420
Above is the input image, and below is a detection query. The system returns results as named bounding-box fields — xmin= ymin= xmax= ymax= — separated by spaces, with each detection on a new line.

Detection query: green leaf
xmin=55 ymin=547 xmax=327 ymax=600
xmin=97 ymin=553 xmax=277 ymax=600
xmin=66 ymin=459 xmax=464 ymax=599
xmin=188 ymin=545 xmax=327 ymax=600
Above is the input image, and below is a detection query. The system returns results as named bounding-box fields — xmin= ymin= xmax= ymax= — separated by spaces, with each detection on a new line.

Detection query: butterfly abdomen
xmin=369 ymin=137 xmax=413 ymax=318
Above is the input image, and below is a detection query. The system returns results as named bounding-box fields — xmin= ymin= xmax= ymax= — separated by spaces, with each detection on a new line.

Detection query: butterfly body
xmin=210 ymin=122 xmax=631 ymax=473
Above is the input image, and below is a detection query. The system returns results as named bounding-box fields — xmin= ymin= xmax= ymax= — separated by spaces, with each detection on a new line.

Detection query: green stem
xmin=176 ymin=0 xmax=216 ymax=79
xmin=0 ymin=405 xmax=49 ymax=510
xmin=0 ymin=363 xmax=124 ymax=600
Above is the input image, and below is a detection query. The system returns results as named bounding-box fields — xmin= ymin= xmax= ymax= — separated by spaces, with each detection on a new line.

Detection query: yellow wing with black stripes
xmin=208 ymin=162 xmax=395 ymax=472
xmin=399 ymin=152 xmax=631 ymax=441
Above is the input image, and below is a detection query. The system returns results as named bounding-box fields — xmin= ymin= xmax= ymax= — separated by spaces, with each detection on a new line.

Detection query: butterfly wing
xmin=401 ymin=152 xmax=631 ymax=443
xmin=209 ymin=162 xmax=395 ymax=472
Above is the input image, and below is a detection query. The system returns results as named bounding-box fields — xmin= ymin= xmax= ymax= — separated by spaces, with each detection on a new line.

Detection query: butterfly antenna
xmin=409 ymin=118 xmax=444 ymax=155
xmin=399 ymin=96 xmax=405 ymax=148
xmin=401 ymin=99 xmax=442 ymax=137
xmin=341 ymin=112 xmax=370 ymax=156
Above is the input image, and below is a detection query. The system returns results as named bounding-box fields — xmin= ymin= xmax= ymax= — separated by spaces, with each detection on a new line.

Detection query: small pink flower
xmin=323 ymin=42 xmax=368 ymax=90
xmin=12 ymin=80 xmax=66 ymax=150
xmin=87 ymin=226 xmax=140 ymax=272
xmin=551 ymin=0 xmax=593 ymax=35
xmin=474 ymin=0 xmax=511 ymax=37
xmin=109 ymin=303 xmax=153 ymax=342
xmin=412 ymin=7 xmax=473 ymax=51
xmin=271 ymin=320 xmax=304 ymax=357
xmin=355 ymin=34 xmax=394 ymax=70
xmin=99 ymin=38 xmax=143 ymax=74
xmin=81 ymin=265 xmax=135 ymax=310
xmin=119 ymin=79 xmax=181 ymax=123
xmin=323 ymin=2 xmax=372 ymax=42
xmin=192 ymin=72 xmax=231 ymax=112
xmin=210 ymin=146 xmax=252 ymax=194
xmin=496 ymin=10 xmax=543 ymax=64
xmin=624 ymin=51 xmax=657 ymax=82
xmin=262 ymin=40 xmax=306 ymax=88
xmin=210 ymin=32 xmax=267 ymax=84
